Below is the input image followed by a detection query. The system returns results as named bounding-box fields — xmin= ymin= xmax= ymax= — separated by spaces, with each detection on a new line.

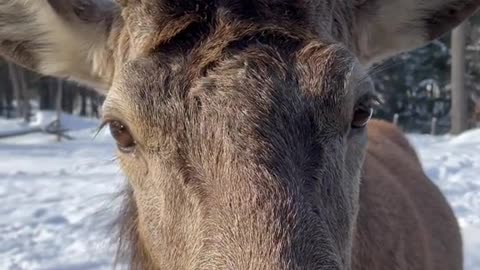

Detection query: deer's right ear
xmin=351 ymin=0 xmax=480 ymax=66
xmin=0 ymin=0 xmax=122 ymax=93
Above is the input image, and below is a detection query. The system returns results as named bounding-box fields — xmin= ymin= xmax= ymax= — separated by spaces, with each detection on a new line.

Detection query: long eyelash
xmin=353 ymin=60 xmax=403 ymax=93
xmin=366 ymin=60 xmax=402 ymax=80
xmin=369 ymin=93 xmax=383 ymax=108
xmin=356 ymin=92 xmax=383 ymax=112
xmin=111 ymin=155 xmax=120 ymax=162
xmin=92 ymin=120 xmax=110 ymax=141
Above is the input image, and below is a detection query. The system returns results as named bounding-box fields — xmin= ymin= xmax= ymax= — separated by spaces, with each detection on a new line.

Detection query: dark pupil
xmin=110 ymin=121 xmax=132 ymax=146
xmin=352 ymin=107 xmax=372 ymax=128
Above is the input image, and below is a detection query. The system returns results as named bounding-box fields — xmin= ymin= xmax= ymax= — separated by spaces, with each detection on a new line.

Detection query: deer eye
xmin=351 ymin=104 xmax=373 ymax=129
xmin=109 ymin=120 xmax=136 ymax=153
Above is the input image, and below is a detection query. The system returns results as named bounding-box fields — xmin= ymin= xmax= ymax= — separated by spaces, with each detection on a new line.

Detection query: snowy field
xmin=0 ymin=112 xmax=479 ymax=270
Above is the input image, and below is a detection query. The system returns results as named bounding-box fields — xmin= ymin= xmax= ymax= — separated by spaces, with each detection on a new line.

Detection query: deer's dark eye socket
xmin=109 ymin=120 xmax=136 ymax=153
xmin=351 ymin=105 xmax=373 ymax=129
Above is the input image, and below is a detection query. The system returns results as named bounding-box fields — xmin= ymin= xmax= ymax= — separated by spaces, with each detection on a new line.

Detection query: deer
xmin=0 ymin=0 xmax=476 ymax=269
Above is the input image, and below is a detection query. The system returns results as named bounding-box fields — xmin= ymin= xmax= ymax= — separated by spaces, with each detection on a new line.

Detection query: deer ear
xmin=352 ymin=0 xmax=480 ymax=65
xmin=0 ymin=0 xmax=122 ymax=93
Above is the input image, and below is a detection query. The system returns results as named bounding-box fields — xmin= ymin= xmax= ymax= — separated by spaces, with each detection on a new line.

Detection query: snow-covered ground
xmin=0 ymin=112 xmax=479 ymax=270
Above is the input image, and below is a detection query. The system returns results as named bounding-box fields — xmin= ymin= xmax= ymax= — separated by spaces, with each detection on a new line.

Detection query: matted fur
xmin=0 ymin=0 xmax=477 ymax=269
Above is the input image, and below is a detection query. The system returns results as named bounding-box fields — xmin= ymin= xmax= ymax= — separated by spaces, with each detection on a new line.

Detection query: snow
xmin=0 ymin=112 xmax=119 ymax=270
xmin=408 ymin=131 xmax=480 ymax=270
xmin=0 ymin=111 xmax=479 ymax=270
xmin=0 ymin=111 xmax=99 ymax=138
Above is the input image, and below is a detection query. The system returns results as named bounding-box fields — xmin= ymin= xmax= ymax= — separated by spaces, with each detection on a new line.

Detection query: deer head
xmin=0 ymin=0 xmax=477 ymax=269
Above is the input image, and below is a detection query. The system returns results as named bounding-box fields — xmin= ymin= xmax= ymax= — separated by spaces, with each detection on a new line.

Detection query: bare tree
xmin=6 ymin=61 xmax=30 ymax=122
xmin=55 ymin=79 xmax=63 ymax=142
xmin=7 ymin=62 xmax=22 ymax=118
xmin=16 ymin=66 xmax=31 ymax=122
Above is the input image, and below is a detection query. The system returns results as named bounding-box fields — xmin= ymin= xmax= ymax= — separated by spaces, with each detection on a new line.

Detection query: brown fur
xmin=353 ymin=120 xmax=463 ymax=270
xmin=0 ymin=0 xmax=476 ymax=269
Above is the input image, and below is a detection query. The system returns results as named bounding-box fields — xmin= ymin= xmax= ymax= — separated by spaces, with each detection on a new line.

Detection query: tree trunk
xmin=451 ymin=22 xmax=469 ymax=135
xmin=7 ymin=61 xmax=22 ymax=118
xmin=56 ymin=79 xmax=63 ymax=142
xmin=4 ymin=80 xmax=13 ymax=118
xmin=91 ymin=92 xmax=104 ymax=118
xmin=6 ymin=62 xmax=30 ymax=121
xmin=61 ymin=82 xmax=73 ymax=114
xmin=16 ymin=67 xmax=31 ymax=122
xmin=0 ymin=84 xmax=4 ymax=117
xmin=39 ymin=77 xmax=54 ymax=110
xmin=80 ymin=90 xmax=87 ymax=116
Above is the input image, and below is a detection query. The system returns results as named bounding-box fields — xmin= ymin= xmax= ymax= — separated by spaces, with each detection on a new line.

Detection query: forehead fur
xmin=117 ymin=0 xmax=352 ymax=57
xmin=105 ymin=40 xmax=358 ymax=147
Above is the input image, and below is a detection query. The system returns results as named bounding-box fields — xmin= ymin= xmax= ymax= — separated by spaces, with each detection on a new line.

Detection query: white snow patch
xmin=408 ymin=131 xmax=480 ymax=269
xmin=0 ymin=111 xmax=99 ymax=136
xmin=0 ymin=112 xmax=119 ymax=270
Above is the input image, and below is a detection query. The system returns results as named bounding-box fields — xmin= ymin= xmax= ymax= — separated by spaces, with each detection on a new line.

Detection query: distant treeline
xmin=0 ymin=60 xmax=104 ymax=121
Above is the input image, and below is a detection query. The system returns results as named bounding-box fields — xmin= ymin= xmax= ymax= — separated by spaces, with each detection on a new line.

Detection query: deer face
xmin=0 ymin=0 xmax=478 ymax=269
xmin=104 ymin=38 xmax=374 ymax=268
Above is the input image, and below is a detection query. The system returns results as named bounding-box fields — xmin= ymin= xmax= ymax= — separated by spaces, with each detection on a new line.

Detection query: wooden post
xmin=393 ymin=113 xmax=399 ymax=126
xmin=451 ymin=22 xmax=469 ymax=135
xmin=55 ymin=79 xmax=63 ymax=142
xmin=431 ymin=117 xmax=438 ymax=135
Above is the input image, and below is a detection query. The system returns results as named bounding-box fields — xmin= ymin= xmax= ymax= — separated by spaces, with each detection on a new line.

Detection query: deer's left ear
xmin=352 ymin=0 xmax=480 ymax=65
